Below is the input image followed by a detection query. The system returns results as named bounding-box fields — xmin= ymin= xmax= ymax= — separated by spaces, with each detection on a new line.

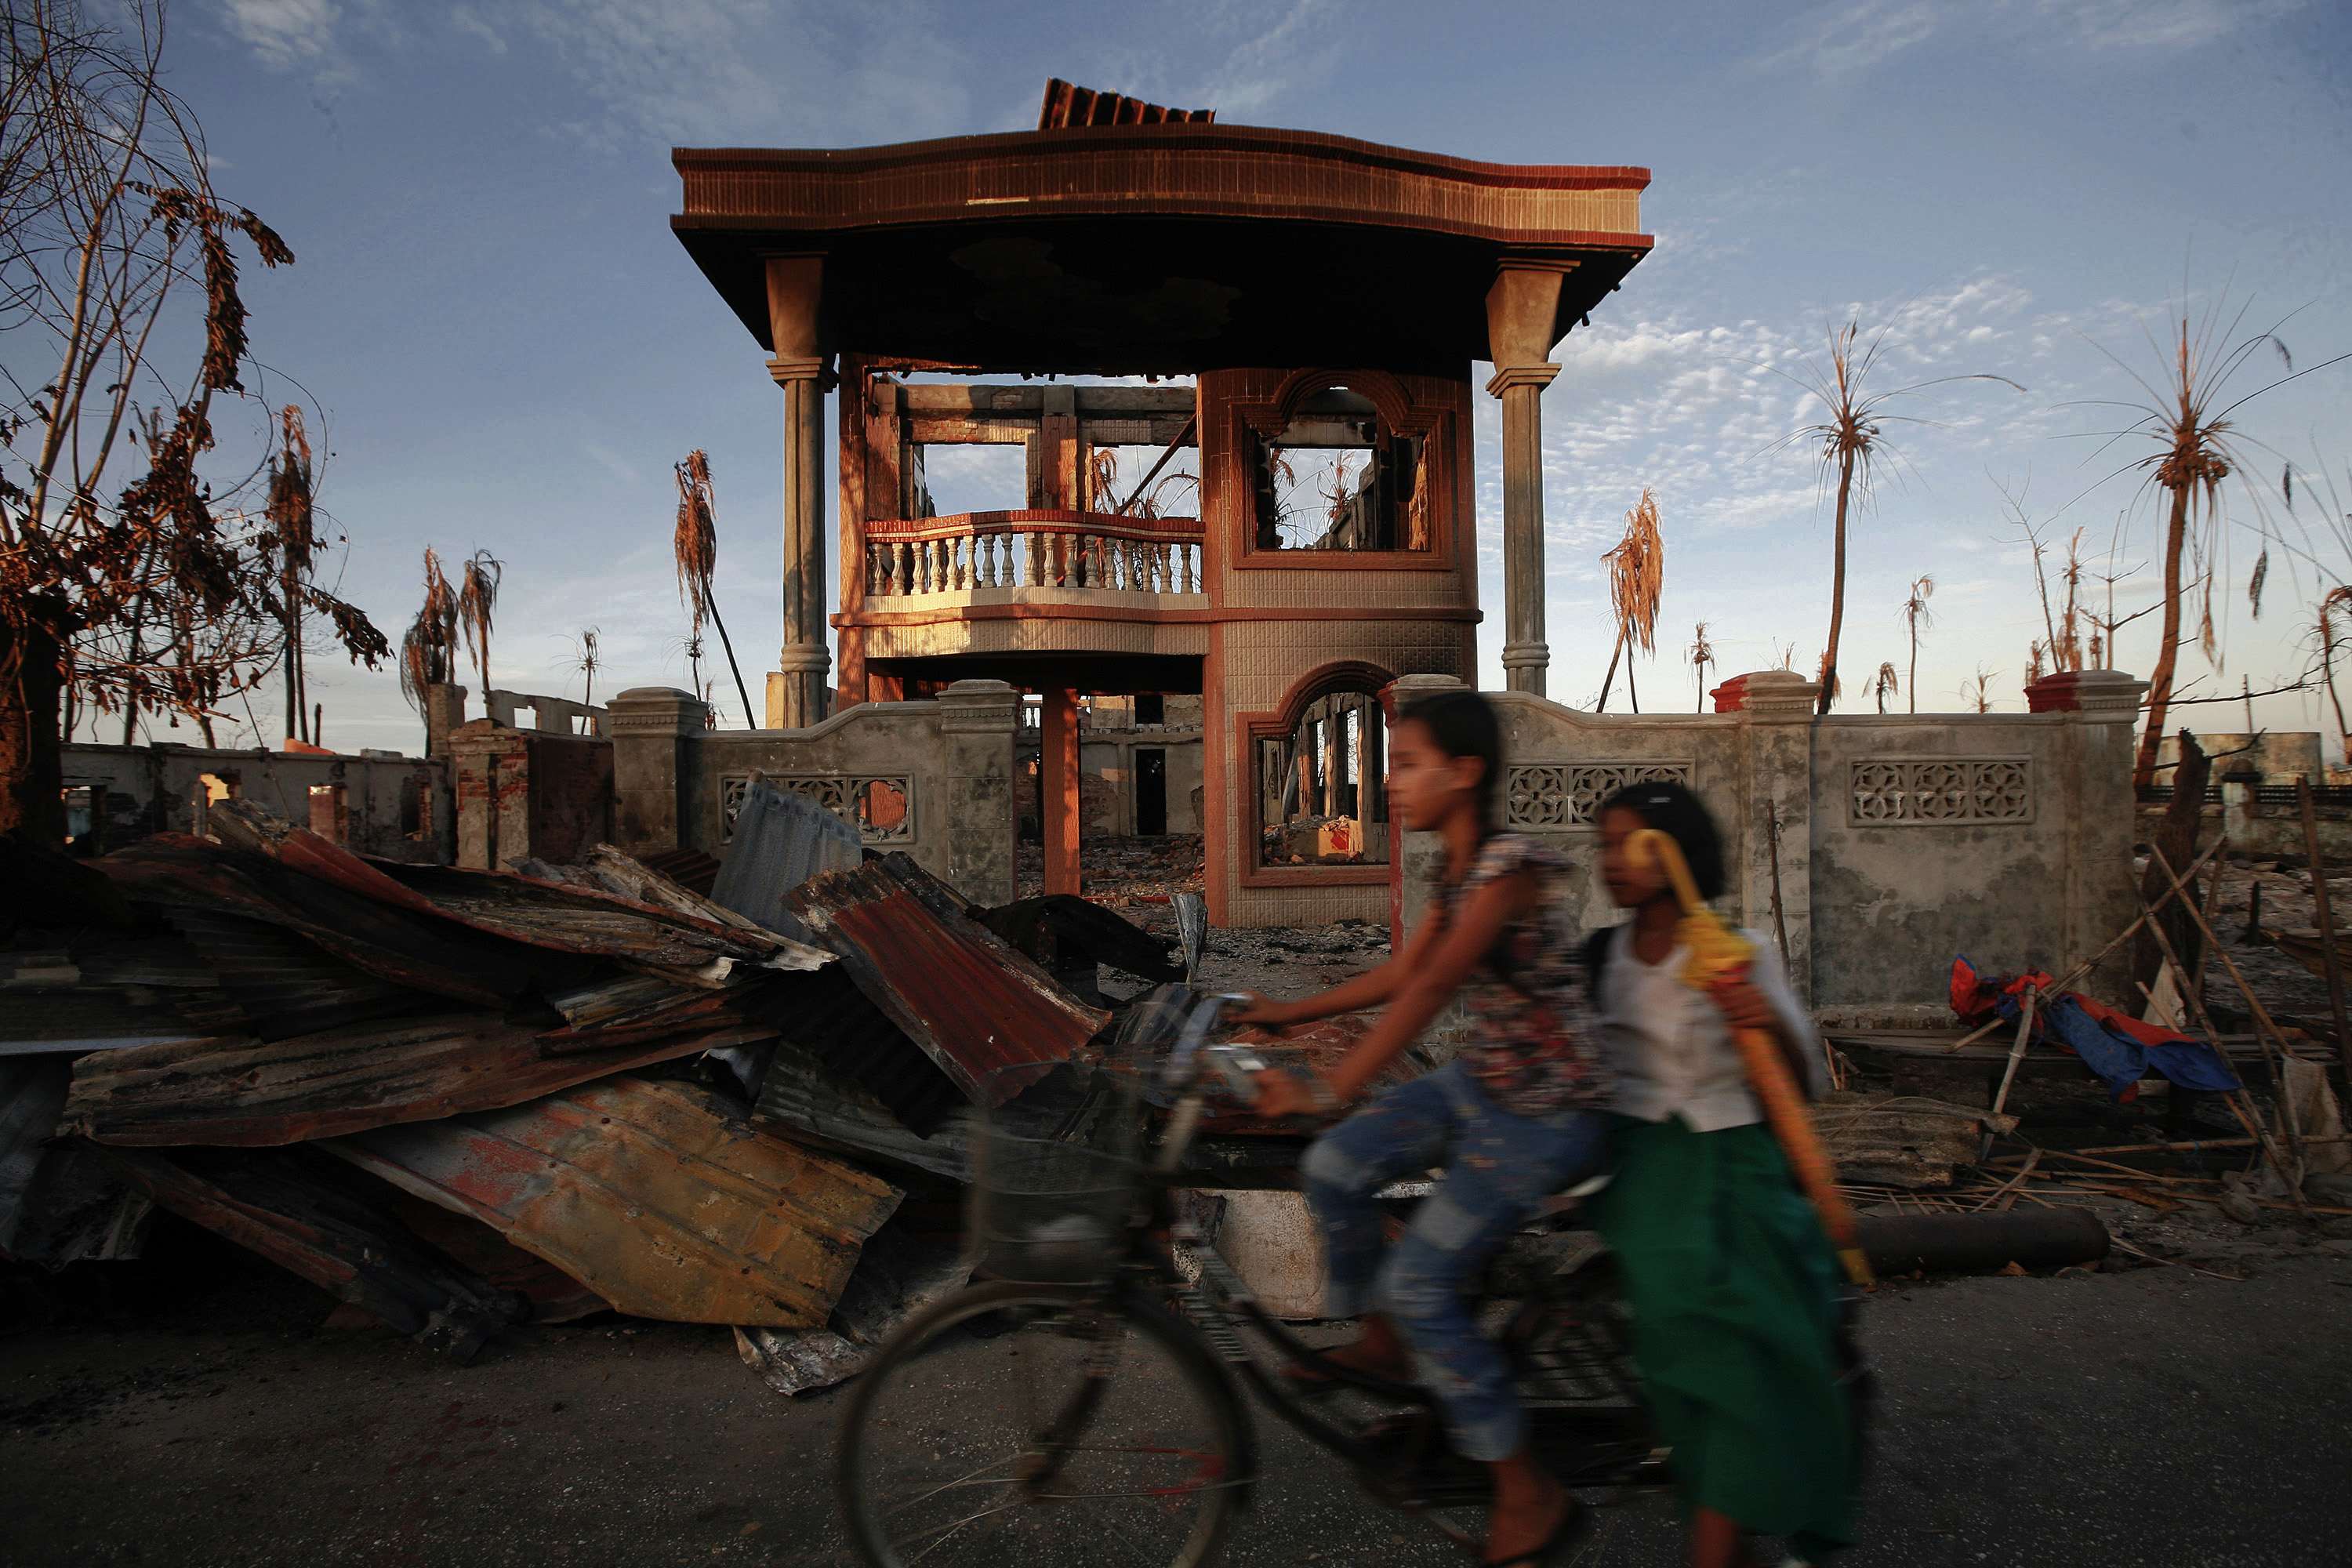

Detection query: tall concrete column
xmin=764 ymin=255 xmax=830 ymax=729
xmin=1484 ymin=261 xmax=1575 ymax=699
xmin=1489 ymin=365 xmax=1559 ymax=695
xmin=1041 ymin=686 xmax=1082 ymax=897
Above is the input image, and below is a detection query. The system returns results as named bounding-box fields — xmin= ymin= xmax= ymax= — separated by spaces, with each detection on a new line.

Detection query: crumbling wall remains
xmin=608 ymin=681 xmax=1021 ymax=906
xmin=60 ymin=742 xmax=450 ymax=862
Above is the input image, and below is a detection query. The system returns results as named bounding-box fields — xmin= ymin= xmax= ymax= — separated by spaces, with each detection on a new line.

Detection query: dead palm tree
xmin=2318 ymin=587 xmax=2352 ymax=766
xmin=1900 ymin=575 xmax=1934 ymax=714
xmin=1768 ymin=322 xmax=2020 ymax=715
xmin=1965 ymin=665 xmax=1995 ymax=714
xmin=397 ymin=548 xmax=458 ymax=714
xmin=456 ymin=549 xmax=502 ymax=701
xmin=1687 ymin=621 xmax=1715 ymax=711
xmin=675 ymin=450 xmax=755 ymax=728
xmin=1595 ymin=489 xmax=1664 ymax=713
xmin=1872 ymin=661 xmax=1898 ymax=714
xmin=2069 ymin=303 xmax=2348 ymax=787
xmin=568 ymin=627 xmax=601 ymax=713
xmin=266 ymin=406 xmax=318 ymax=745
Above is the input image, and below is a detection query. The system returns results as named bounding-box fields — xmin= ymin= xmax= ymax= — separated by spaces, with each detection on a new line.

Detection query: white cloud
xmin=1751 ymin=1 xmax=1942 ymax=78
xmin=1751 ymin=0 xmax=2307 ymax=79
xmin=449 ymin=4 xmax=508 ymax=54
xmin=507 ymin=1 xmax=973 ymax=150
xmin=218 ymin=0 xmax=340 ymax=71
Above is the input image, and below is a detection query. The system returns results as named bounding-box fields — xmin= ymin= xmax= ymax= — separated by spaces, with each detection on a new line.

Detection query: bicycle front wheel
xmin=837 ymin=1280 xmax=1251 ymax=1568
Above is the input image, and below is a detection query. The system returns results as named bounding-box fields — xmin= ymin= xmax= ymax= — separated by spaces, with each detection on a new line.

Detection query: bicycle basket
xmin=966 ymin=1065 xmax=1146 ymax=1286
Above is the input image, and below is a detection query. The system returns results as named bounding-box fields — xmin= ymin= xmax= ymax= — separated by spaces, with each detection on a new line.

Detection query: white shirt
xmin=1598 ymin=924 xmax=1826 ymax=1131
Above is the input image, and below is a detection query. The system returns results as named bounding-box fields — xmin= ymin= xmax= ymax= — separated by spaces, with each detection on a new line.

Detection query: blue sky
xmin=112 ymin=0 xmax=2352 ymax=750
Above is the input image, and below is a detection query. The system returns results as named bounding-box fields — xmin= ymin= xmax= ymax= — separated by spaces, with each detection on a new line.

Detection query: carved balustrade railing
xmin=862 ymin=510 xmax=1203 ymax=599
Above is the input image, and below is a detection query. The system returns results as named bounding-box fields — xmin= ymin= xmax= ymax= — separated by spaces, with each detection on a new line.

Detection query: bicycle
xmin=833 ymin=989 xmax=1671 ymax=1568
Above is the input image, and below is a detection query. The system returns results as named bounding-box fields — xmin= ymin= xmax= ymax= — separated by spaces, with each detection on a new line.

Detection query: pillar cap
xmin=1711 ymin=670 xmax=1819 ymax=717
xmin=2025 ymin=669 xmax=2146 ymax=717
xmin=605 ymin=687 xmax=711 ymax=735
xmin=767 ymin=354 xmax=827 ymax=384
xmin=1484 ymin=364 xmax=1560 ymax=396
xmin=936 ymin=678 xmax=1022 ymax=732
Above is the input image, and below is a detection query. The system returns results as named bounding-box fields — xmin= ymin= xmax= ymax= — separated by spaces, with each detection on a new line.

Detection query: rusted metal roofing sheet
xmin=163 ymin=908 xmax=437 ymax=1040
xmin=734 ymin=1218 xmax=969 ymax=1396
xmin=209 ymin=804 xmax=827 ymax=981
xmin=0 ymin=992 xmax=216 ymax=1058
xmin=327 ymin=1077 xmax=902 ymax=1328
xmin=100 ymin=1145 xmax=527 ymax=1359
xmin=377 ymin=861 xmax=829 ymax=981
xmin=636 ymin=846 xmax=721 ymax=898
xmin=60 ymin=1011 xmax=775 ymax=1147
xmin=782 ymin=854 xmax=1109 ymax=1109
xmin=96 ymin=835 xmax=526 ymax=1007
xmin=383 ymin=1188 xmax=610 ymax=1324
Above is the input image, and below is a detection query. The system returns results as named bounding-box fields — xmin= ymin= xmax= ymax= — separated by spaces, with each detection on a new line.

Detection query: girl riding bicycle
xmin=1236 ymin=689 xmax=1609 ymax=1567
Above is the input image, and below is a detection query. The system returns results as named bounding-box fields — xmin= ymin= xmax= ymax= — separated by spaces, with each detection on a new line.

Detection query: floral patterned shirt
xmin=1427 ymin=833 xmax=1610 ymax=1120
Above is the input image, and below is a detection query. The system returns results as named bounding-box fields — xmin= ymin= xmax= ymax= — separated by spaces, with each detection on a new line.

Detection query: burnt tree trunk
xmin=2133 ymin=729 xmax=2208 ymax=998
xmin=1 ymin=608 xmax=68 ymax=848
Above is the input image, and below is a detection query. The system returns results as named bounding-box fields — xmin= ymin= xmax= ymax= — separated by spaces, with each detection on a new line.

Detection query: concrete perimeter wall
xmin=1398 ymin=668 xmax=2145 ymax=1008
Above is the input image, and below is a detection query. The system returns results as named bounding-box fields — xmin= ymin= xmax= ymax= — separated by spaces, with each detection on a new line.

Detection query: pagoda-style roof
xmin=672 ymin=122 xmax=1650 ymax=377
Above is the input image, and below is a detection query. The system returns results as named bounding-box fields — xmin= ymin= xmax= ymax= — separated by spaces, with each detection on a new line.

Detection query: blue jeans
xmin=1300 ymin=1061 xmax=1608 ymax=1461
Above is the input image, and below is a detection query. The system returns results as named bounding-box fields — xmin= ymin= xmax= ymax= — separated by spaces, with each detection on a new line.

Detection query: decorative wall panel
xmin=720 ymin=773 xmax=914 ymax=844
xmin=1504 ymin=762 xmax=1693 ymax=829
xmin=1848 ymin=759 xmax=2032 ymax=826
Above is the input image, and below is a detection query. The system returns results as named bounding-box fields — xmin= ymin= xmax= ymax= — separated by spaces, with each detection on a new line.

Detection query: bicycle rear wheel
xmin=837 ymin=1280 xmax=1251 ymax=1568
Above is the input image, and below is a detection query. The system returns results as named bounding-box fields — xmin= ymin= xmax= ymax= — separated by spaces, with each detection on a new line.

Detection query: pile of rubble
xmin=0 ymin=783 xmax=1243 ymax=1391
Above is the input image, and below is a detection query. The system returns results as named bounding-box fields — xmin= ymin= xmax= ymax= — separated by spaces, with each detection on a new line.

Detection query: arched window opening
xmin=1256 ymin=686 xmax=1388 ymax=867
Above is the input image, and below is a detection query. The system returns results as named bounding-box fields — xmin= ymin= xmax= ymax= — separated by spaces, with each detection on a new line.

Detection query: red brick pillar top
xmin=2025 ymin=669 xmax=2145 ymax=717
xmin=1711 ymin=670 xmax=1819 ymax=716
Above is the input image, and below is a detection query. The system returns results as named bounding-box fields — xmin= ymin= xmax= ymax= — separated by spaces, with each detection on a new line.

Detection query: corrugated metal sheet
xmin=382 ymin=1189 xmax=610 ymax=1324
xmin=535 ymin=844 xmax=787 ymax=944
xmin=379 ymin=861 xmax=826 ymax=980
xmin=752 ymin=1041 xmax=975 ymax=1182
xmin=708 ymin=782 xmax=861 ymax=935
xmin=327 ymin=1077 xmax=902 ymax=1328
xmin=100 ymin=1145 xmax=527 ymax=1359
xmin=783 ymin=854 xmax=1109 ymax=1109
xmin=0 ymin=993 xmax=214 ymax=1058
xmin=637 ymin=847 xmax=720 ymax=898
xmin=60 ymin=1011 xmax=775 ymax=1147
xmin=733 ymin=1218 xmax=969 ymax=1396
xmin=97 ymin=835 xmax=526 ymax=1007
xmin=0 ymin=1058 xmax=71 ymax=1254
xmin=732 ymin=966 xmax=965 ymax=1134
xmin=206 ymin=805 xmax=825 ymax=980
xmin=163 ymin=909 xmax=437 ymax=1040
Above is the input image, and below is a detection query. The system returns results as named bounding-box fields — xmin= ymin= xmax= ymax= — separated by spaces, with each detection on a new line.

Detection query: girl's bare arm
xmin=1316 ymin=869 xmax=1534 ymax=1102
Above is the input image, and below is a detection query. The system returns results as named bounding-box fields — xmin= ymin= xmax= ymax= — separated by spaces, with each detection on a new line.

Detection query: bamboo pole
xmin=1989 ymin=983 xmax=2039 ymax=1123
xmin=2136 ymin=885 xmax=2307 ymax=1203
xmin=2296 ymin=779 xmax=2352 ymax=1102
xmin=2148 ymin=844 xmax=2321 ymax=1178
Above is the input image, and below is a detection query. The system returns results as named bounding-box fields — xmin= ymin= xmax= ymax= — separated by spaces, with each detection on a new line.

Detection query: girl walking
xmin=1588 ymin=781 xmax=1859 ymax=1566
